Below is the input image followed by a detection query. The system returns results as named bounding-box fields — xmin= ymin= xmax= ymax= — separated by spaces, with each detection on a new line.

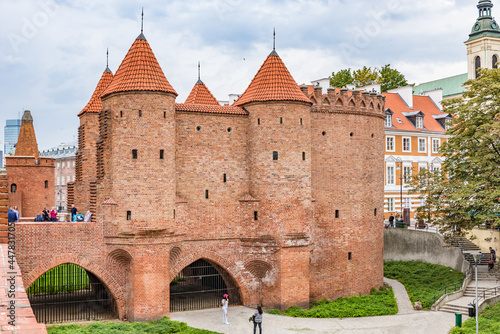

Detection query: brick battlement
xmin=5 ymin=156 xmax=55 ymax=168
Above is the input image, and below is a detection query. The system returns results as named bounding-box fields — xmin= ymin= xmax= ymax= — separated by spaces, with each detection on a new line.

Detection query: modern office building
xmin=4 ymin=119 xmax=22 ymax=156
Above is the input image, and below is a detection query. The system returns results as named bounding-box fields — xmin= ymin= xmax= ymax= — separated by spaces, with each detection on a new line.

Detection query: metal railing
xmin=469 ymin=285 xmax=500 ymax=310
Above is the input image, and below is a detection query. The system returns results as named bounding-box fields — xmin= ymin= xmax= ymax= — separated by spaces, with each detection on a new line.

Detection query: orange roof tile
xmin=101 ymin=34 xmax=177 ymax=97
xmin=234 ymin=50 xmax=312 ymax=106
xmin=175 ymin=103 xmax=247 ymax=115
xmin=185 ymin=80 xmax=220 ymax=105
xmin=383 ymin=92 xmax=448 ymax=133
xmin=79 ymin=68 xmax=114 ymax=116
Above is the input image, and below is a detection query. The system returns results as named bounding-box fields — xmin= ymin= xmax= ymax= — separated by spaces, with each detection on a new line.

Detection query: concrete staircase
xmin=448 ymin=236 xmax=492 ymax=266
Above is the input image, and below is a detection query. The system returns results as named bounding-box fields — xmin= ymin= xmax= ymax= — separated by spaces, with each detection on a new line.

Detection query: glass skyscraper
xmin=4 ymin=119 xmax=21 ymax=155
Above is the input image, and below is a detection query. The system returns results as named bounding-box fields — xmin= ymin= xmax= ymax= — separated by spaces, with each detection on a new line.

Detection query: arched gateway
xmin=27 ymin=264 xmax=118 ymax=323
xmin=170 ymin=259 xmax=241 ymax=312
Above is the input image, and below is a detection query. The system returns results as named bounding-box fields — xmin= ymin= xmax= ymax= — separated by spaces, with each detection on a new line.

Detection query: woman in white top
xmin=221 ymin=294 xmax=229 ymax=324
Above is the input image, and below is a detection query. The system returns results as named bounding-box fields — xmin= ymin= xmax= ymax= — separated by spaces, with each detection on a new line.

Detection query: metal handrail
xmin=469 ymin=285 xmax=500 ymax=308
xmin=433 ymin=282 xmax=464 ymax=304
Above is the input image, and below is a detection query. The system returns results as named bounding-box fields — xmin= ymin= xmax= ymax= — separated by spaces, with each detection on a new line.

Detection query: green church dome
xmin=468 ymin=0 xmax=500 ymax=41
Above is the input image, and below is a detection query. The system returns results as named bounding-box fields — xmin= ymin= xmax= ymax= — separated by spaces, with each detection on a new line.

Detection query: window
xmin=386 ymin=136 xmax=395 ymax=152
xmin=385 ymin=114 xmax=392 ymax=127
xmin=62 ymin=176 xmax=66 ymax=185
xmin=254 ymin=211 xmax=258 ymax=221
xmin=62 ymin=161 xmax=65 ymax=168
xmin=10 ymin=184 xmax=17 ymax=193
xmin=387 ymin=198 xmax=394 ymax=212
xmin=418 ymin=138 xmax=427 ymax=153
xmin=273 ymin=151 xmax=278 ymax=160
xmin=302 ymin=152 xmax=306 ymax=161
xmin=45 ymin=180 xmax=48 ymax=188
xmin=300 ymin=118 xmax=303 ymax=125
xmin=120 ymin=110 xmax=123 ymax=117
xmin=374 ymin=208 xmax=377 ymax=216
xmin=280 ymin=117 xmax=283 ymax=124
xmin=475 ymin=56 xmax=481 ymax=78
xmin=403 ymin=166 xmax=412 ymax=183
xmin=164 ymin=111 xmax=166 ymax=118
xmin=432 ymin=139 xmax=440 ymax=154
xmin=205 ymin=190 xmax=209 ymax=199
xmin=387 ymin=165 xmax=395 ymax=185
xmin=139 ymin=110 xmax=142 ymax=117
xmin=132 ymin=149 xmax=138 ymax=159
xmin=420 ymin=196 xmax=426 ymax=207
xmin=416 ymin=116 xmax=424 ymax=129
xmin=223 ymin=174 xmax=227 ymax=183
xmin=404 ymin=197 xmax=411 ymax=209
xmin=257 ymin=118 xmax=260 ymax=125
xmin=126 ymin=211 xmax=132 ymax=220
xmin=335 ymin=210 xmax=339 ymax=218
xmin=494 ymin=55 xmax=498 ymax=69
xmin=348 ymin=252 xmax=352 ymax=260
xmin=160 ymin=150 xmax=164 ymax=160
xmin=402 ymin=137 xmax=411 ymax=152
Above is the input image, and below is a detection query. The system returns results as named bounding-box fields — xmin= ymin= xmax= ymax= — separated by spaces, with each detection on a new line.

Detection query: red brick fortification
xmin=6 ymin=111 xmax=55 ymax=218
xmin=18 ymin=32 xmax=386 ymax=322
xmin=0 ymin=171 xmax=8 ymax=243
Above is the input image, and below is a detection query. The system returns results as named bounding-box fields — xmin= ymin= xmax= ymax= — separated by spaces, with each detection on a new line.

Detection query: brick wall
xmin=0 ymin=171 xmax=8 ymax=244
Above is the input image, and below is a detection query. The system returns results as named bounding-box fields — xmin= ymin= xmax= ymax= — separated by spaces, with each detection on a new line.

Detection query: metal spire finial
xmin=106 ymin=48 xmax=109 ymax=67
xmin=198 ymin=61 xmax=201 ymax=81
xmin=273 ymin=28 xmax=276 ymax=51
xmin=141 ymin=8 xmax=144 ymax=34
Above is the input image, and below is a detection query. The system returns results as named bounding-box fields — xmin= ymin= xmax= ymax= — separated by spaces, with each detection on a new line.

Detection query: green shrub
xmin=450 ymin=303 xmax=500 ymax=334
xmin=384 ymin=261 xmax=463 ymax=309
xmin=47 ymin=317 xmax=220 ymax=334
xmin=266 ymin=286 xmax=397 ymax=318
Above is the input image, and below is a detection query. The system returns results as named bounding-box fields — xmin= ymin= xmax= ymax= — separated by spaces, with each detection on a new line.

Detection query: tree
xmin=353 ymin=66 xmax=380 ymax=87
xmin=329 ymin=68 xmax=354 ymax=88
xmin=379 ymin=64 xmax=409 ymax=92
xmin=409 ymin=68 xmax=500 ymax=233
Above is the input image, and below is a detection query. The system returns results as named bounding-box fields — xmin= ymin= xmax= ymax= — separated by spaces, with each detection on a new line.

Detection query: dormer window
xmin=385 ymin=109 xmax=394 ymax=127
xmin=416 ymin=116 xmax=424 ymax=129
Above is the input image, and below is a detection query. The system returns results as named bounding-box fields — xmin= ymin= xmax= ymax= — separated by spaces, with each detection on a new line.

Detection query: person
xmin=71 ymin=204 xmax=78 ymax=222
xmin=84 ymin=210 xmax=92 ymax=222
xmin=389 ymin=213 xmax=394 ymax=228
xmin=490 ymin=247 xmax=496 ymax=262
xmin=221 ymin=294 xmax=229 ymax=324
xmin=50 ymin=207 xmax=58 ymax=222
xmin=42 ymin=207 xmax=50 ymax=222
xmin=13 ymin=206 xmax=19 ymax=222
xmin=7 ymin=207 xmax=17 ymax=223
xmin=252 ymin=305 xmax=263 ymax=334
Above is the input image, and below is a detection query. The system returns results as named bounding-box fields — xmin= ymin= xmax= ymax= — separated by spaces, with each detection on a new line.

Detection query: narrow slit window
xmin=280 ymin=117 xmax=283 ymax=124
xmin=44 ymin=180 xmax=48 ymax=188
xmin=302 ymin=152 xmax=306 ymax=161
xmin=273 ymin=151 xmax=278 ymax=160
xmin=173 ymin=209 xmax=175 ymax=219
xmin=335 ymin=210 xmax=339 ymax=218
xmin=126 ymin=211 xmax=132 ymax=221
xmin=300 ymin=118 xmax=303 ymax=125
xmin=223 ymin=173 xmax=227 ymax=183
xmin=160 ymin=150 xmax=164 ymax=160
xmin=120 ymin=110 xmax=123 ymax=118
xmin=10 ymin=184 xmax=17 ymax=193
xmin=257 ymin=118 xmax=260 ymax=125
xmin=205 ymin=190 xmax=209 ymax=199
xmin=254 ymin=211 xmax=258 ymax=221
xmin=132 ymin=149 xmax=138 ymax=159
xmin=348 ymin=252 xmax=352 ymax=260
xmin=374 ymin=208 xmax=377 ymax=216
xmin=164 ymin=111 xmax=166 ymax=118
xmin=139 ymin=110 xmax=142 ymax=117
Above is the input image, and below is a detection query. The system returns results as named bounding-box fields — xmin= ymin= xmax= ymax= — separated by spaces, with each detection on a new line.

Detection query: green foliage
xmin=384 ymin=261 xmax=463 ymax=309
xmin=410 ymin=68 xmax=500 ymax=234
xmin=408 ymin=168 xmax=446 ymax=226
xmin=47 ymin=317 xmax=220 ymax=334
xmin=329 ymin=65 xmax=409 ymax=92
xmin=379 ymin=64 xmax=409 ymax=92
xmin=266 ymin=286 xmax=397 ymax=318
xmin=27 ymin=264 xmax=89 ymax=295
xmin=329 ymin=68 xmax=354 ymax=88
xmin=450 ymin=302 xmax=500 ymax=334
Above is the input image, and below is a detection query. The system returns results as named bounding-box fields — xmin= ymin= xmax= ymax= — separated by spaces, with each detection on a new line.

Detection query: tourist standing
xmin=13 ymin=206 xmax=19 ymax=222
xmin=221 ymin=294 xmax=229 ymax=324
xmin=42 ymin=207 xmax=49 ymax=221
xmin=50 ymin=207 xmax=58 ymax=222
xmin=71 ymin=204 xmax=78 ymax=222
xmin=7 ymin=207 xmax=16 ymax=223
xmin=389 ymin=213 xmax=394 ymax=228
xmin=252 ymin=306 xmax=263 ymax=334
xmin=490 ymin=247 xmax=496 ymax=262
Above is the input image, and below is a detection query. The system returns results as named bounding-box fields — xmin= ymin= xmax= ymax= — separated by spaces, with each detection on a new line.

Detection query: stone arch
xmin=24 ymin=254 xmax=126 ymax=319
xmin=107 ymin=248 xmax=132 ymax=268
xmin=244 ymin=259 xmax=273 ymax=279
xmin=169 ymin=249 xmax=251 ymax=305
xmin=169 ymin=246 xmax=182 ymax=267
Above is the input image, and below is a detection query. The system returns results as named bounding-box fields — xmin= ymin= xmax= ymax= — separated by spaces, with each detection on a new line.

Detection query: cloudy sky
xmin=0 ymin=0 xmax=479 ymax=151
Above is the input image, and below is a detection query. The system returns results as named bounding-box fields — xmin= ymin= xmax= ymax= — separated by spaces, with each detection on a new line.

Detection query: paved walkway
xmin=171 ymin=278 xmax=456 ymax=334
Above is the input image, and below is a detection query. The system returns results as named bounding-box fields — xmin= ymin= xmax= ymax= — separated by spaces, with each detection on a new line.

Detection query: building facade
xmin=4 ymin=119 xmax=21 ymax=156
xmin=40 ymin=143 xmax=77 ymax=212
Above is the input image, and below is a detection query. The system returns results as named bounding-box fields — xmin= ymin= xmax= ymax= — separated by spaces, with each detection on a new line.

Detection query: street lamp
xmin=396 ymin=158 xmax=403 ymax=221
xmin=470 ymin=252 xmax=481 ymax=334
xmin=427 ymin=162 xmax=434 ymax=226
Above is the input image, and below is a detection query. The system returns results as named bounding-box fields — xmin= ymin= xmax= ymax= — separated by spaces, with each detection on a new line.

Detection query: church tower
xmin=465 ymin=0 xmax=500 ymax=79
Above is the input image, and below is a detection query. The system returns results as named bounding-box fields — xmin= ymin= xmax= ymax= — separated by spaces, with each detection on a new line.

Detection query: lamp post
xmin=471 ymin=252 xmax=481 ymax=334
xmin=427 ymin=162 xmax=434 ymax=226
xmin=396 ymin=158 xmax=403 ymax=220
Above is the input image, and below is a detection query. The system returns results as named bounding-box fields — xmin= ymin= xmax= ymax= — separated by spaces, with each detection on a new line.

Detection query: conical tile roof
xmin=185 ymin=80 xmax=220 ymax=105
xmin=15 ymin=110 xmax=39 ymax=158
xmin=79 ymin=67 xmax=114 ymax=116
xmin=101 ymin=34 xmax=177 ymax=97
xmin=234 ymin=50 xmax=311 ymax=106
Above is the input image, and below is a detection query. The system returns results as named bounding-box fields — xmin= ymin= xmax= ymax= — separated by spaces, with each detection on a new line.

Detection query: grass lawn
xmin=384 ymin=261 xmax=464 ymax=309
xmin=267 ymin=285 xmax=398 ymax=318
xmin=47 ymin=317 xmax=221 ymax=334
xmin=450 ymin=302 xmax=500 ymax=334
xmin=27 ymin=263 xmax=90 ymax=295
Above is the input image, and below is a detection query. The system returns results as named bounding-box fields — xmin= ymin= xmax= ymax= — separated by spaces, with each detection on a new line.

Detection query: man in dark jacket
xmin=70 ymin=204 xmax=78 ymax=222
xmin=7 ymin=207 xmax=17 ymax=223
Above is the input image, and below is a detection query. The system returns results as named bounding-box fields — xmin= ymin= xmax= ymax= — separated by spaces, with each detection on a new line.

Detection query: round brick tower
xmin=234 ymin=49 xmax=314 ymax=309
xmin=98 ymin=31 xmax=178 ymax=232
xmin=309 ymin=88 xmax=385 ymax=301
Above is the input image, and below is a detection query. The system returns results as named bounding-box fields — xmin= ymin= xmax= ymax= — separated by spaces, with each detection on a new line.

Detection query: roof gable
xmin=185 ymin=81 xmax=220 ymax=105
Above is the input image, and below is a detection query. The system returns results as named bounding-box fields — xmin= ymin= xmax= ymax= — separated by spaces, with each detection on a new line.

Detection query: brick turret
xmin=235 ymin=49 xmax=313 ymax=308
xmin=6 ymin=111 xmax=54 ymax=217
